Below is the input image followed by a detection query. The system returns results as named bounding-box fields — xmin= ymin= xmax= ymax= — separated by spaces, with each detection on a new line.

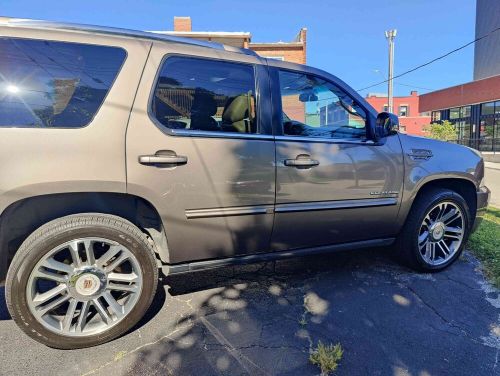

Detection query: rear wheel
xmin=397 ymin=188 xmax=471 ymax=271
xmin=5 ymin=213 xmax=158 ymax=349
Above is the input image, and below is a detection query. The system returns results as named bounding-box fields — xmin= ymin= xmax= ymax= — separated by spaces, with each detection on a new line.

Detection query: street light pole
xmin=385 ymin=29 xmax=397 ymax=113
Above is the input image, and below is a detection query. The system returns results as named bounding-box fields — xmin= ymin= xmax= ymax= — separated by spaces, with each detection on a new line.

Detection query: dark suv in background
xmin=0 ymin=18 xmax=489 ymax=348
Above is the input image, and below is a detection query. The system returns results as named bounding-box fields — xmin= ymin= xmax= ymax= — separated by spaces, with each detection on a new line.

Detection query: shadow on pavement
xmin=125 ymin=248 xmax=499 ymax=376
xmin=0 ymin=287 xmax=9 ymax=320
xmin=0 ymin=248 xmax=498 ymax=376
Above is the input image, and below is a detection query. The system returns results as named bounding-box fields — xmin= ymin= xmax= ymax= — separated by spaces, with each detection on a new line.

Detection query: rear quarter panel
xmin=0 ymin=27 xmax=152 ymax=216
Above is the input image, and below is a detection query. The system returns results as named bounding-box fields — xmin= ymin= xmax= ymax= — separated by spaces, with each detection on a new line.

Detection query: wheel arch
xmin=401 ymin=176 xmax=477 ymax=230
xmin=0 ymin=192 xmax=170 ymax=284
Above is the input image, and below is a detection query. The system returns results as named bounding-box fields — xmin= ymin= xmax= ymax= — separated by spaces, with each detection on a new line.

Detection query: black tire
xmin=5 ymin=213 xmax=158 ymax=349
xmin=396 ymin=188 xmax=471 ymax=272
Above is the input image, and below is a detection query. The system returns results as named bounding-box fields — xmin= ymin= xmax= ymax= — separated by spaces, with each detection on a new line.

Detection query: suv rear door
xmin=126 ymin=42 xmax=275 ymax=264
xmin=269 ymin=66 xmax=404 ymax=250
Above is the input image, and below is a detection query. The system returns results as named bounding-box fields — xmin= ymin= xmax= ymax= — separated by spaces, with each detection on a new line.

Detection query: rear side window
xmin=0 ymin=38 xmax=126 ymax=128
xmin=151 ymin=57 xmax=257 ymax=134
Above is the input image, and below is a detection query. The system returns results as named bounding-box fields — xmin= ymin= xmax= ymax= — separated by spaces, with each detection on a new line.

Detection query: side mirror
xmin=375 ymin=112 xmax=399 ymax=140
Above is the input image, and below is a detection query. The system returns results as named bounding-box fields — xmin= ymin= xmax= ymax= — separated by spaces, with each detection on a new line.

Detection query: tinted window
xmin=278 ymin=70 xmax=367 ymax=140
xmin=152 ymin=57 xmax=257 ymax=134
xmin=0 ymin=38 xmax=126 ymax=128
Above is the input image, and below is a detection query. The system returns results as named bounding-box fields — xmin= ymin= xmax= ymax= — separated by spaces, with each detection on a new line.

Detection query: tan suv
xmin=0 ymin=18 xmax=489 ymax=348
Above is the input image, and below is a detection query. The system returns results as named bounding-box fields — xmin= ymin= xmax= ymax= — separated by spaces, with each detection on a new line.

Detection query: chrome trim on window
xmin=274 ymin=135 xmax=376 ymax=145
xmin=275 ymin=198 xmax=397 ymax=213
xmin=171 ymin=129 xmax=275 ymax=141
xmin=186 ymin=205 xmax=274 ymax=219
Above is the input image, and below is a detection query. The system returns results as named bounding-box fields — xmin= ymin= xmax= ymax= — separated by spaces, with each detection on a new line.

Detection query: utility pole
xmin=385 ymin=29 xmax=397 ymax=113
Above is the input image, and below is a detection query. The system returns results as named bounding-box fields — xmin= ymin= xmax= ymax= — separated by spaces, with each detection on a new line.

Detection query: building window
xmin=151 ymin=57 xmax=257 ymax=134
xmin=0 ymin=37 xmax=126 ymax=128
xmin=460 ymin=106 xmax=471 ymax=118
xmin=383 ymin=105 xmax=389 ymax=112
xmin=399 ymin=105 xmax=408 ymax=117
xmin=431 ymin=111 xmax=441 ymax=122
xmin=496 ymin=101 xmax=500 ymax=115
xmin=450 ymin=107 xmax=461 ymax=120
xmin=481 ymin=101 xmax=495 ymax=116
xmin=456 ymin=120 xmax=471 ymax=140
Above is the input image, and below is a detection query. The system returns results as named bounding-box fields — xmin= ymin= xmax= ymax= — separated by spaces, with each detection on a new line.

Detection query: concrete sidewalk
xmin=485 ymin=162 xmax=500 ymax=208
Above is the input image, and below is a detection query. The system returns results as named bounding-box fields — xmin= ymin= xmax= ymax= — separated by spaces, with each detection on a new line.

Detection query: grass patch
xmin=467 ymin=207 xmax=500 ymax=288
xmin=309 ymin=341 xmax=343 ymax=375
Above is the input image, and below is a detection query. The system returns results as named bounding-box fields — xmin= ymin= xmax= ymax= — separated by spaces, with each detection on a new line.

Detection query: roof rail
xmin=0 ymin=17 xmax=258 ymax=57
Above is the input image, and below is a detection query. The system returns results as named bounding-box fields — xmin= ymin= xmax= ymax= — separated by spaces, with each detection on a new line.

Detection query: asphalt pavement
xmin=0 ymin=248 xmax=499 ymax=376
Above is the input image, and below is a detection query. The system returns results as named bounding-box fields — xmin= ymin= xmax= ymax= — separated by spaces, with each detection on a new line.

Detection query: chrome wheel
xmin=418 ymin=201 xmax=465 ymax=266
xmin=26 ymin=238 xmax=143 ymax=336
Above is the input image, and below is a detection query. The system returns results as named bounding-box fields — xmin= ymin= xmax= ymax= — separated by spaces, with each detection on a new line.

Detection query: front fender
xmin=395 ymin=134 xmax=483 ymax=230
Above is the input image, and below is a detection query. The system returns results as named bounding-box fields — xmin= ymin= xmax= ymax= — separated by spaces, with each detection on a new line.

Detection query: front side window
xmin=278 ymin=70 xmax=367 ymax=140
xmin=151 ymin=57 xmax=257 ymax=134
xmin=0 ymin=38 xmax=126 ymax=128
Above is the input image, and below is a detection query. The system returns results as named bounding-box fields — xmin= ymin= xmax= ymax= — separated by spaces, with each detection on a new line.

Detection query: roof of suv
xmin=0 ymin=17 xmax=259 ymax=57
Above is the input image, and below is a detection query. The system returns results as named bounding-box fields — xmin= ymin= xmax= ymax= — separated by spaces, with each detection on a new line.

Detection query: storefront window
xmin=481 ymin=102 xmax=495 ymax=116
xmin=449 ymin=107 xmax=460 ymax=119
xmin=456 ymin=120 xmax=471 ymax=140
xmin=480 ymin=118 xmax=494 ymax=138
xmin=431 ymin=111 xmax=441 ymax=122
xmin=460 ymin=106 xmax=471 ymax=118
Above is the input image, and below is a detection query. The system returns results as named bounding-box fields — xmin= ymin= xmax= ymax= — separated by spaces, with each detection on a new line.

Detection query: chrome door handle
xmin=284 ymin=155 xmax=320 ymax=169
xmin=139 ymin=154 xmax=188 ymax=166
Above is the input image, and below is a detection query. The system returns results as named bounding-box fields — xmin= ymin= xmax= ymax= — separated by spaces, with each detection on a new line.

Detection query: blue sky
xmin=2 ymin=0 xmax=477 ymax=96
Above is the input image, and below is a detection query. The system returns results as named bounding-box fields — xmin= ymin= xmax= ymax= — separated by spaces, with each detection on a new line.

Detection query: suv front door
xmin=269 ymin=67 xmax=404 ymax=251
xmin=126 ymin=43 xmax=275 ymax=263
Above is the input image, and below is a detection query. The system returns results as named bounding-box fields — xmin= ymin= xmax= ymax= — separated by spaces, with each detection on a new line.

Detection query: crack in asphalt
xmin=403 ymin=283 xmax=485 ymax=346
xmin=68 ymin=254 xmax=499 ymax=376
xmin=79 ymin=323 xmax=194 ymax=376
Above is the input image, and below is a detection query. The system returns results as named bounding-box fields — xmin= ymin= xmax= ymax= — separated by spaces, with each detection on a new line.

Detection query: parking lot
xmin=0 ymin=248 xmax=498 ymax=376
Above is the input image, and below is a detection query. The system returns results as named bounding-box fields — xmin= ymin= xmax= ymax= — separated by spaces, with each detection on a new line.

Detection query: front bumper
xmin=471 ymin=186 xmax=490 ymax=233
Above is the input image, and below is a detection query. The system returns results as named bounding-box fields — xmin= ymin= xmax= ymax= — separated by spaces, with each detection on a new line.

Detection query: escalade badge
xmin=370 ymin=191 xmax=399 ymax=196
xmin=408 ymin=149 xmax=433 ymax=161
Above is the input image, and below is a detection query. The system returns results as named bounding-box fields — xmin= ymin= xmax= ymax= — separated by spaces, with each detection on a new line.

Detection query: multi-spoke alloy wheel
xmin=417 ymin=202 xmax=464 ymax=266
xmin=6 ymin=214 xmax=158 ymax=349
xmin=396 ymin=188 xmax=470 ymax=272
xmin=26 ymin=238 xmax=143 ymax=336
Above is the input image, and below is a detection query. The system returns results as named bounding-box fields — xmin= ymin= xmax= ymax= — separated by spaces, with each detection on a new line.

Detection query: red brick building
xmin=365 ymin=91 xmax=430 ymax=136
xmin=151 ymin=17 xmax=307 ymax=64
xmin=419 ymin=0 xmax=500 ymax=151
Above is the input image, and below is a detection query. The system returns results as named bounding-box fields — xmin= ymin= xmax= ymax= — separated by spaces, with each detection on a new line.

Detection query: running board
xmin=163 ymin=238 xmax=395 ymax=275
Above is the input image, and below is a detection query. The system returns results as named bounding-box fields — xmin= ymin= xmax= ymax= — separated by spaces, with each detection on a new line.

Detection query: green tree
xmin=424 ymin=120 xmax=458 ymax=141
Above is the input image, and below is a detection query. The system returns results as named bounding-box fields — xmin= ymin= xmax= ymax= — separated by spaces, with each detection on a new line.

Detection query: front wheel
xmin=5 ymin=213 xmax=158 ymax=349
xmin=396 ymin=188 xmax=471 ymax=272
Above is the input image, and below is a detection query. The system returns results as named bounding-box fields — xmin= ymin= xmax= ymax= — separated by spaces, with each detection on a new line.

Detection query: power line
xmin=372 ymin=69 xmax=435 ymax=91
xmin=357 ymin=25 xmax=500 ymax=92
